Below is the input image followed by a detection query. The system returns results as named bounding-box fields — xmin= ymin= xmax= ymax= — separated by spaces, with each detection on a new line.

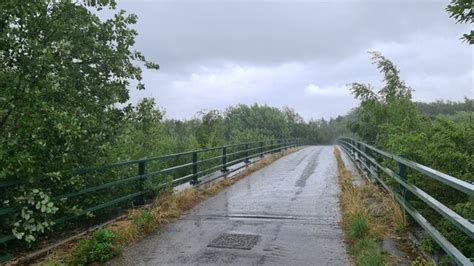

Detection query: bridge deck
xmin=110 ymin=146 xmax=349 ymax=265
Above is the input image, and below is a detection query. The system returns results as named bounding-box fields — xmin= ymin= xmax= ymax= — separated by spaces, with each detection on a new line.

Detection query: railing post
xmin=221 ymin=146 xmax=228 ymax=172
xmin=191 ymin=151 xmax=199 ymax=185
xmin=278 ymin=140 xmax=282 ymax=152
xmin=245 ymin=143 xmax=250 ymax=163
xmin=366 ymin=148 xmax=376 ymax=183
xmin=260 ymin=141 xmax=264 ymax=158
xmin=351 ymin=139 xmax=355 ymax=156
xmin=361 ymin=144 xmax=367 ymax=170
xmin=138 ymin=160 xmax=146 ymax=205
xmin=353 ymin=141 xmax=359 ymax=162
xmin=398 ymin=162 xmax=408 ymax=201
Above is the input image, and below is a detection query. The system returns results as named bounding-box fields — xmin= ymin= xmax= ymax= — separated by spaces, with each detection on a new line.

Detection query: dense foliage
xmin=416 ymin=98 xmax=473 ymax=116
xmin=72 ymin=229 xmax=122 ymax=265
xmin=0 ymin=0 xmax=161 ymax=247
xmin=348 ymin=52 xmax=473 ymax=259
xmin=0 ymin=0 xmax=158 ymax=182
xmin=446 ymin=0 xmax=473 ymax=44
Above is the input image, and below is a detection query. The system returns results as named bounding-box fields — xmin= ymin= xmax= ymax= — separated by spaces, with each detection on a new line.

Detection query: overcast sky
xmin=112 ymin=0 xmax=473 ymax=121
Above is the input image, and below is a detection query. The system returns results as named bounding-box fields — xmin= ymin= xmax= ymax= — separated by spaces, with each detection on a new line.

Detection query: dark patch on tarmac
xmin=295 ymin=149 xmax=321 ymax=188
xmin=208 ymin=233 xmax=259 ymax=250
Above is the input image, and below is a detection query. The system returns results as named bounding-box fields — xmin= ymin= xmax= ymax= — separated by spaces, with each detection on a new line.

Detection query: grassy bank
xmin=33 ymin=149 xmax=300 ymax=265
xmin=334 ymin=147 xmax=426 ymax=265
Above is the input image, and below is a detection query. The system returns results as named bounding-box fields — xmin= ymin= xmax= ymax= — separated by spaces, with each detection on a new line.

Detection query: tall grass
xmin=334 ymin=147 xmax=387 ymax=265
xmin=334 ymin=147 xmax=432 ymax=265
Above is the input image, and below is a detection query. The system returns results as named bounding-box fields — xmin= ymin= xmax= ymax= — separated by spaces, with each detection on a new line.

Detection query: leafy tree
xmin=131 ymin=98 xmax=165 ymax=133
xmin=0 ymin=0 xmax=157 ymax=243
xmin=0 ymin=0 xmax=158 ymax=181
xmin=349 ymin=52 xmax=418 ymax=145
xmin=281 ymin=106 xmax=308 ymax=139
xmin=347 ymin=52 xmax=474 ymax=258
xmin=109 ymin=98 xmax=168 ymax=161
xmin=224 ymin=104 xmax=291 ymax=140
xmin=192 ymin=110 xmax=225 ymax=148
xmin=446 ymin=0 xmax=473 ymax=44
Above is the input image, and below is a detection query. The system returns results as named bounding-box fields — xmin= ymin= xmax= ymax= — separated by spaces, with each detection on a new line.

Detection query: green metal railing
xmin=0 ymin=138 xmax=303 ymax=262
xmin=338 ymin=138 xmax=473 ymax=265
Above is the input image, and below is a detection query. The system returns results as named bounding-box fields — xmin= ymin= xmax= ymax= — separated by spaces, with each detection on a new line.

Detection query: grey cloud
xmin=119 ymin=1 xmax=466 ymax=69
xmin=111 ymin=0 xmax=471 ymax=120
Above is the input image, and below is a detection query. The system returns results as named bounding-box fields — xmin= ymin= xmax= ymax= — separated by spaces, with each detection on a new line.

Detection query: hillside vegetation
xmin=345 ymin=52 xmax=473 ymax=261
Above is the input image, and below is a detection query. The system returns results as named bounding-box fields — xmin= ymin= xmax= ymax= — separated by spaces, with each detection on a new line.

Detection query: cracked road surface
xmin=110 ymin=146 xmax=349 ymax=265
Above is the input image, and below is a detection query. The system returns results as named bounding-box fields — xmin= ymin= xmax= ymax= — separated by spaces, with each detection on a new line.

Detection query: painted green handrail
xmin=337 ymin=138 xmax=473 ymax=265
xmin=0 ymin=138 xmax=304 ymax=262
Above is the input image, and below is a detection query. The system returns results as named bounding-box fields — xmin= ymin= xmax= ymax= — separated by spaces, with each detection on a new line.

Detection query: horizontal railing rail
xmin=337 ymin=137 xmax=473 ymax=265
xmin=0 ymin=139 xmax=297 ymax=189
xmin=0 ymin=138 xmax=304 ymax=262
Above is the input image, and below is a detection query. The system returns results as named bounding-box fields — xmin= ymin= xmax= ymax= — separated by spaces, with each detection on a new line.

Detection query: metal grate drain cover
xmin=208 ymin=233 xmax=259 ymax=250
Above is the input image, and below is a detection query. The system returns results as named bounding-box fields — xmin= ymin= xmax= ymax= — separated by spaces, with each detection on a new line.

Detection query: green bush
xmin=356 ymin=249 xmax=385 ymax=266
xmin=438 ymin=202 xmax=474 ymax=257
xmin=133 ymin=210 xmax=155 ymax=234
xmin=72 ymin=229 xmax=121 ymax=265
xmin=350 ymin=216 xmax=369 ymax=238
xmin=354 ymin=238 xmax=385 ymax=266
xmin=420 ymin=235 xmax=440 ymax=254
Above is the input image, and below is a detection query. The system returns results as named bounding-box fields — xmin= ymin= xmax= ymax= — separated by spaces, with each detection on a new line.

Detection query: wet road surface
xmin=111 ymin=146 xmax=349 ymax=265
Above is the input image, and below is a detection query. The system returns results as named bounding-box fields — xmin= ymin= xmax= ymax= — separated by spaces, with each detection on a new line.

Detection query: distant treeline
xmin=108 ymin=101 xmax=351 ymax=165
xmin=416 ymin=98 xmax=473 ymax=116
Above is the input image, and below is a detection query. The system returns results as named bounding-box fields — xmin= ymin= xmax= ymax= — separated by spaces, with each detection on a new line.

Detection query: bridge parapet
xmin=338 ymin=138 xmax=473 ymax=265
xmin=0 ymin=138 xmax=303 ymax=262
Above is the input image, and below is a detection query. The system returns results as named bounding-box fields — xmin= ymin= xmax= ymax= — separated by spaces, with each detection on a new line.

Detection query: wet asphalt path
xmin=111 ymin=146 xmax=349 ymax=265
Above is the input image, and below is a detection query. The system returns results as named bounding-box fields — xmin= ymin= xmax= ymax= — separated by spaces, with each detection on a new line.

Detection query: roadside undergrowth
xmin=334 ymin=147 xmax=426 ymax=265
xmin=35 ymin=148 xmax=300 ymax=266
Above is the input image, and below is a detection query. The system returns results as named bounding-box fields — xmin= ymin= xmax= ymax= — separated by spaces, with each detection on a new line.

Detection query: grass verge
xmin=35 ymin=148 xmax=300 ymax=266
xmin=334 ymin=147 xmax=428 ymax=265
